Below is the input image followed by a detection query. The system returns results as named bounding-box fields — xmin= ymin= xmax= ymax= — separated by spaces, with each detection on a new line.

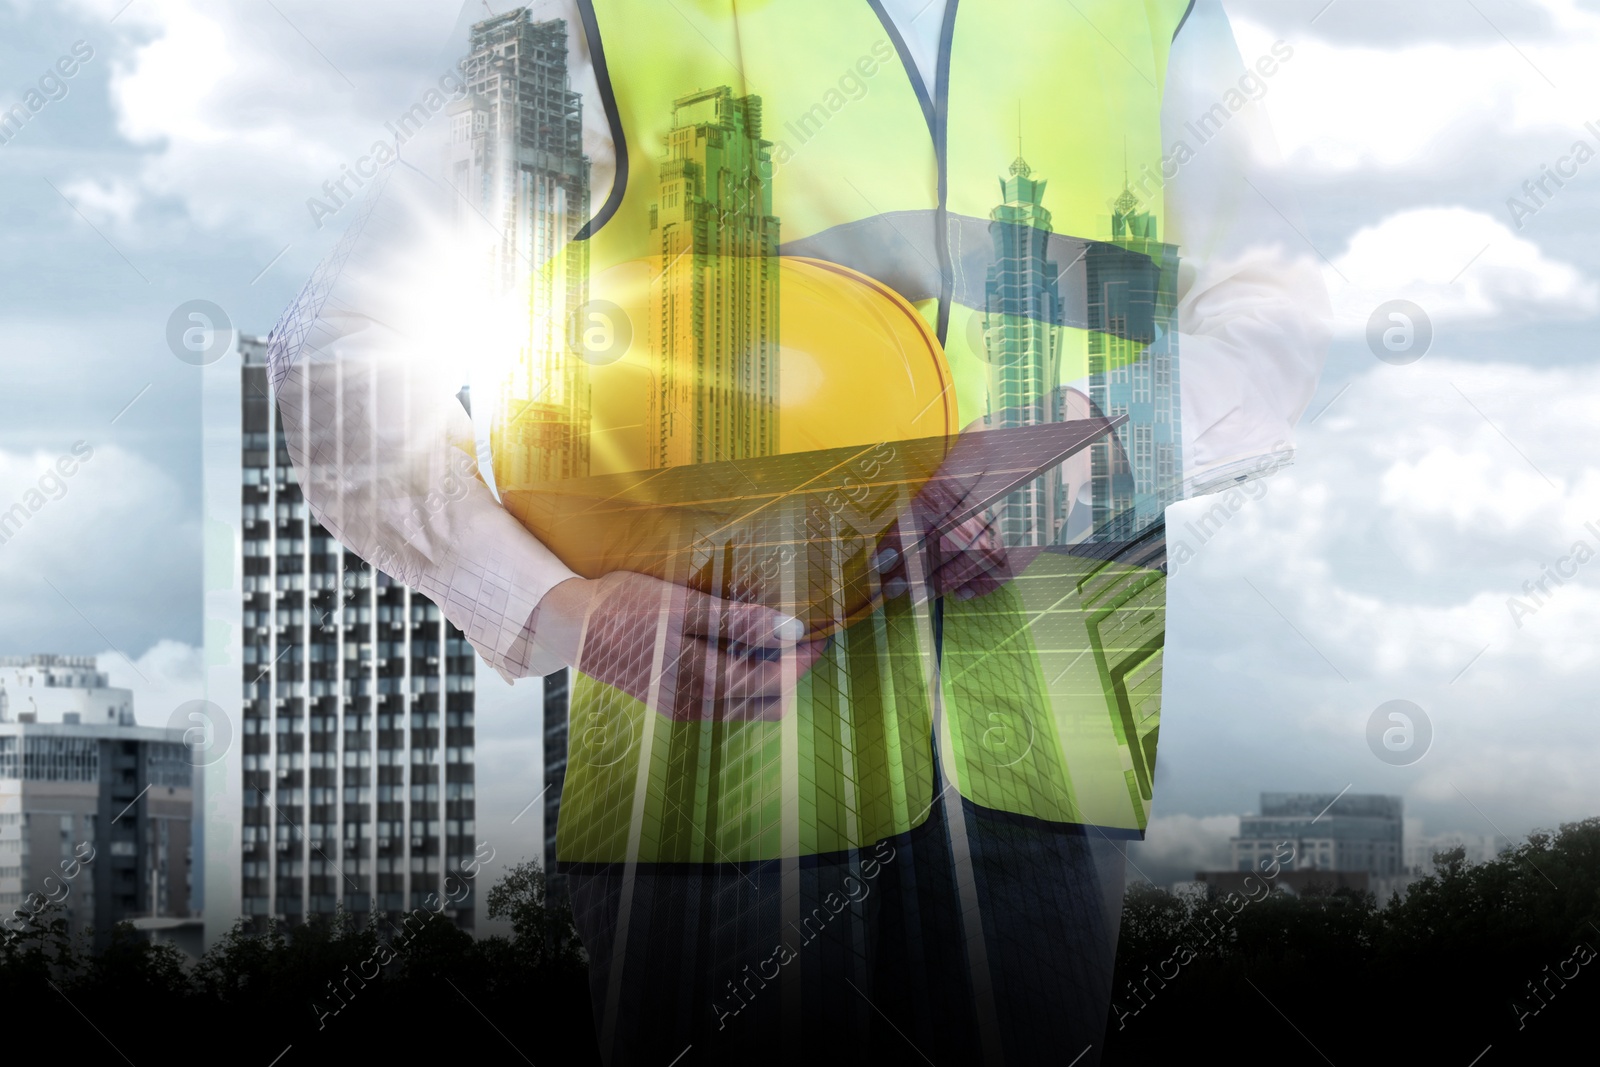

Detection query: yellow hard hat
xmin=496 ymin=254 xmax=957 ymax=635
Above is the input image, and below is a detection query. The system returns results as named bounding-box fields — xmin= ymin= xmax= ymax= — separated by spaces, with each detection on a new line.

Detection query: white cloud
xmin=1231 ymin=10 xmax=1600 ymax=177
xmin=1194 ymin=357 xmax=1600 ymax=666
xmin=1377 ymin=444 xmax=1569 ymax=535
xmin=1229 ymin=0 xmax=1576 ymax=48
xmin=1326 ymin=207 xmax=1599 ymax=333
xmin=99 ymin=637 xmax=204 ymax=727
xmin=59 ymin=176 xmax=141 ymax=230
xmin=1164 ymin=353 xmax=1600 ymax=838
xmin=0 ymin=442 xmax=198 ymax=655
xmin=1410 ymin=729 xmax=1600 ymax=836
xmin=1126 ymin=813 xmax=1241 ymax=886
xmin=53 ymin=0 xmax=470 ymax=238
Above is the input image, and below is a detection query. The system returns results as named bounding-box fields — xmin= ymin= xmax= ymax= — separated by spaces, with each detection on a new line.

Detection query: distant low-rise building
xmin=1228 ymin=792 xmax=1405 ymax=877
xmin=0 ymin=655 xmax=192 ymax=949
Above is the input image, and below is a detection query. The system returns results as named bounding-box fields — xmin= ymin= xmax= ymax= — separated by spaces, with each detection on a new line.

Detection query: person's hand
xmin=533 ymin=571 xmax=829 ymax=722
xmin=868 ymin=431 xmax=1013 ymax=604
xmin=926 ymin=508 xmax=1009 ymax=601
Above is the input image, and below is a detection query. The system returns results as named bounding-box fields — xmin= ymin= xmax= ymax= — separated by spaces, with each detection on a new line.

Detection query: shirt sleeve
xmin=1162 ymin=0 xmax=1333 ymax=494
xmin=268 ymin=1 xmax=609 ymax=681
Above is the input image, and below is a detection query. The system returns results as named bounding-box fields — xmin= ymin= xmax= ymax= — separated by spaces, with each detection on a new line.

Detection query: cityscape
xmin=0 ymin=652 xmax=1525 ymax=950
xmin=5 ymin=0 xmax=1600 ymax=1063
xmin=0 ymin=2 xmax=1518 ymax=954
xmin=0 ymin=0 xmax=1545 ymax=948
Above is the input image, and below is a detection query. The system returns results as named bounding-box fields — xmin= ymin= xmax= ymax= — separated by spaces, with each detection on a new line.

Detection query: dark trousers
xmin=568 ymin=789 xmax=1128 ymax=1066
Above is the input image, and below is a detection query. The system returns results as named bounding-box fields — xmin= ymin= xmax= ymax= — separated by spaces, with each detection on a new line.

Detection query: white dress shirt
xmin=269 ymin=0 xmax=1330 ymax=680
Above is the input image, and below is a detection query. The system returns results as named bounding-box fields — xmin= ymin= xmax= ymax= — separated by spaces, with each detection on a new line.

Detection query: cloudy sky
xmin=2 ymin=0 xmax=1598 ymax=887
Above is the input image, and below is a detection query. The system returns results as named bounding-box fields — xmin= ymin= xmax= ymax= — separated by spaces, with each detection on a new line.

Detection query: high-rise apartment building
xmin=452 ymin=10 xmax=594 ymax=487
xmin=1086 ymin=183 xmax=1182 ymax=539
xmin=0 ymin=655 xmax=192 ymax=949
xmin=647 ymin=86 xmax=780 ymax=469
xmin=238 ymin=336 xmax=477 ymax=931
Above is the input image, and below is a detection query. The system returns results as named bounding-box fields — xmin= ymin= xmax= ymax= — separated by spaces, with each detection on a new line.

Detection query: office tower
xmin=1231 ymin=792 xmax=1405 ymax=877
xmin=647 ymin=86 xmax=780 ymax=469
xmin=542 ymin=667 xmax=568 ymax=900
xmin=1086 ymin=182 xmax=1182 ymax=539
xmin=0 ymin=654 xmax=192 ymax=950
xmin=238 ymin=336 xmax=477 ymax=931
xmin=980 ymin=154 xmax=1067 ymax=546
xmin=453 ymin=10 xmax=594 ymax=486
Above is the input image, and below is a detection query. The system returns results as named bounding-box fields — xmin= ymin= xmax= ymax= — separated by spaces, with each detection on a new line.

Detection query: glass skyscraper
xmin=980 ymin=154 xmax=1067 ymax=547
xmin=978 ymin=161 xmax=1182 ymax=547
xmin=647 ymin=86 xmax=780 ymax=469
xmin=1086 ymin=183 xmax=1183 ymax=539
xmin=453 ymin=10 xmax=595 ymax=487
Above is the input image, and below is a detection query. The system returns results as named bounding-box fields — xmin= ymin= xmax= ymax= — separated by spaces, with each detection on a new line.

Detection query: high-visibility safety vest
xmin=530 ymin=0 xmax=1192 ymax=865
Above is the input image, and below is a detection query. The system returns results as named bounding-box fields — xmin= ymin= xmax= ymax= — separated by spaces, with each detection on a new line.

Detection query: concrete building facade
xmin=0 ymin=655 xmax=192 ymax=949
xmin=237 ymin=338 xmax=477 ymax=931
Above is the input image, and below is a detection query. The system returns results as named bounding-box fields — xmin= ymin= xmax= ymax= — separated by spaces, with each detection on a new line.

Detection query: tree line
xmin=6 ymin=819 xmax=1599 ymax=1064
xmin=1105 ymin=816 xmax=1600 ymax=1063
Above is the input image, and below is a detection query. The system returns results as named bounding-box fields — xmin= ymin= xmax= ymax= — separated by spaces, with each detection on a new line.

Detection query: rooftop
xmin=1259 ymin=792 xmax=1403 ymax=820
xmin=0 ymin=653 xmax=132 ymax=726
xmin=0 ymin=653 xmax=99 ymax=669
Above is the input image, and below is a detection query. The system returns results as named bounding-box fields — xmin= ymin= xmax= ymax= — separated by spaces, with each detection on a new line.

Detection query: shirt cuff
xmin=411 ymin=482 xmax=580 ymax=682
